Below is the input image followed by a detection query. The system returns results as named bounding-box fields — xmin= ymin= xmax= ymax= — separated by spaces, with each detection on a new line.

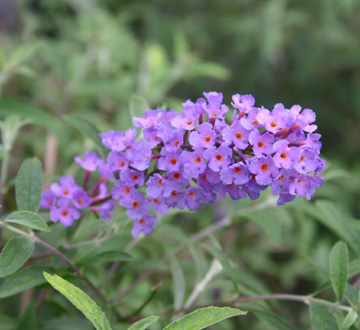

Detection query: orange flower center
xmin=132 ymin=174 xmax=139 ymax=180
xmin=216 ymin=154 xmax=223 ymax=161
xmin=154 ymin=198 xmax=159 ymax=203
xmin=300 ymin=155 xmax=305 ymax=162
xmin=261 ymin=164 xmax=268 ymax=171
xmin=78 ymin=198 xmax=83 ymax=204
xmin=252 ymin=120 xmax=259 ymax=125
xmin=62 ymin=210 xmax=68 ymax=217
xmin=171 ymin=192 xmax=178 ymax=197
xmin=120 ymin=161 xmax=125 ymax=167
xmin=125 ymin=188 xmax=130 ymax=194
xmin=133 ymin=201 xmax=139 ymax=208
xmin=174 ymin=140 xmax=180 ymax=147
xmin=258 ymin=141 xmax=264 ymax=148
xmin=270 ymin=121 xmax=277 ymax=127
xmin=170 ymin=158 xmax=177 ymax=165
xmin=205 ymin=136 xmax=211 ymax=142
xmin=280 ymin=153 xmax=287 ymax=159
xmin=236 ymin=132 xmax=242 ymax=139
xmin=234 ymin=167 xmax=242 ymax=173
xmin=158 ymin=179 xmax=163 ymax=186
xmin=63 ymin=190 xmax=69 ymax=195
xmin=195 ymin=156 xmax=201 ymax=163
xmin=187 ymin=121 xmax=193 ymax=125
xmin=188 ymin=192 xmax=195 ymax=197
xmin=139 ymin=219 xmax=146 ymax=225
xmin=173 ymin=172 xmax=181 ymax=179
xmin=278 ymin=174 xmax=285 ymax=181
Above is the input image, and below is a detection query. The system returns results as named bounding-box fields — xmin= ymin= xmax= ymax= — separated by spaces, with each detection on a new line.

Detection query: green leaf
xmin=5 ymin=211 xmax=50 ymax=232
xmin=0 ymin=315 xmax=17 ymax=330
xmin=64 ymin=115 xmax=107 ymax=156
xmin=43 ymin=318 xmax=93 ymax=330
xmin=0 ymin=265 xmax=50 ymax=298
xmin=341 ymin=310 xmax=358 ymax=330
xmin=6 ymin=43 xmax=40 ymax=69
xmin=201 ymin=243 xmax=238 ymax=292
xmin=163 ymin=306 xmax=246 ymax=330
xmin=310 ymin=302 xmax=339 ymax=330
xmin=0 ymin=236 xmax=34 ymax=278
xmin=15 ymin=158 xmax=43 ymax=212
xmin=329 ymin=241 xmax=349 ymax=301
xmin=249 ymin=308 xmax=296 ymax=330
xmin=0 ymin=99 xmax=67 ymax=149
xmin=247 ymin=209 xmax=283 ymax=247
xmin=168 ymin=253 xmax=186 ymax=311
xmin=43 ymin=272 xmax=112 ymax=330
xmin=127 ymin=315 xmax=159 ymax=330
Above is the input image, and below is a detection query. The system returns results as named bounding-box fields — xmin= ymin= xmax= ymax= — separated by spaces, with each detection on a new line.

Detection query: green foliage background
xmin=1 ymin=0 xmax=360 ymax=329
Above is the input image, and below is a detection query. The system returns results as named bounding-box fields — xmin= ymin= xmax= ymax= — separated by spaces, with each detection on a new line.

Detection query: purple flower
xmin=146 ymin=173 xmax=171 ymax=198
xmin=51 ymin=176 xmax=78 ymax=198
xmin=222 ymin=121 xmax=250 ymax=149
xmin=126 ymin=141 xmax=152 ymax=171
xmin=74 ymin=151 xmax=100 ymax=172
xmin=98 ymin=159 xmax=115 ymax=179
xmin=220 ymin=163 xmax=251 ymax=185
xmin=99 ymin=130 xmax=115 ymax=150
xmin=189 ymin=122 xmax=216 ymax=148
xmin=143 ymin=126 xmax=162 ymax=148
xmin=181 ymin=187 xmax=207 ymax=211
xmin=111 ymin=128 xmax=137 ymax=151
xmin=220 ymin=184 xmax=247 ymax=200
xmin=120 ymin=169 xmax=145 ymax=187
xmin=257 ymin=106 xmax=289 ymax=134
xmin=120 ymin=190 xmax=151 ymax=220
xmin=204 ymin=145 xmax=233 ymax=172
xmin=158 ymin=150 xmax=182 ymax=172
xmin=112 ymin=181 xmax=135 ymax=201
xmin=181 ymin=148 xmax=207 ymax=179
xmin=231 ymin=94 xmax=255 ymax=113
xmin=167 ymin=171 xmax=189 ymax=191
xmin=73 ymin=189 xmax=92 ymax=209
xmin=273 ymin=140 xmax=301 ymax=169
xmin=249 ymin=130 xmax=274 ymax=157
xmin=151 ymin=197 xmax=169 ymax=215
xmin=131 ymin=215 xmax=158 ymax=237
xmin=240 ymin=107 xmax=262 ymax=130
xmin=203 ymin=92 xmax=229 ymax=119
xmin=249 ymin=156 xmax=279 ymax=186
xmin=198 ymin=169 xmax=222 ymax=193
xmin=163 ymin=129 xmax=185 ymax=152
xmin=295 ymin=146 xmax=320 ymax=174
xmin=40 ymin=189 xmax=56 ymax=209
xmin=107 ymin=151 xmax=128 ymax=172
xmin=99 ymin=200 xmax=115 ymax=220
xmin=50 ymin=198 xmax=80 ymax=227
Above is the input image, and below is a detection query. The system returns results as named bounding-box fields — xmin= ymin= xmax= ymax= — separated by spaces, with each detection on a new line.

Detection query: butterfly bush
xmin=41 ymin=92 xmax=325 ymax=237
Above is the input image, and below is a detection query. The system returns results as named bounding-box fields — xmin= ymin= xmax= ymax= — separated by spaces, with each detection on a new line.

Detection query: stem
xmin=83 ymin=170 xmax=91 ymax=190
xmin=0 ymin=149 xmax=10 ymax=216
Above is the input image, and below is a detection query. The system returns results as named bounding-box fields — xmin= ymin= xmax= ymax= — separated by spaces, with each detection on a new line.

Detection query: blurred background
xmin=1 ymin=0 xmax=360 ymax=329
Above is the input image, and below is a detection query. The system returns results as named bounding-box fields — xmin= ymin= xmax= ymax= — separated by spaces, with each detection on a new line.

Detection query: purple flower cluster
xmin=41 ymin=92 xmax=325 ymax=237
xmin=41 ymin=152 xmax=115 ymax=227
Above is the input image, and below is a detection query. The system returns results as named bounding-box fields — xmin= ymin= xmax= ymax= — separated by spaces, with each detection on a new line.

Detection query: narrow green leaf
xmin=163 ymin=306 xmax=246 ymax=330
xmin=15 ymin=158 xmax=43 ymax=212
xmin=349 ymin=258 xmax=360 ymax=277
xmin=330 ymin=241 xmax=349 ymax=301
xmin=6 ymin=43 xmax=40 ymax=69
xmin=43 ymin=272 xmax=112 ymax=330
xmin=127 ymin=315 xmax=159 ymax=330
xmin=0 ymin=236 xmax=34 ymax=278
xmin=64 ymin=115 xmax=107 ymax=156
xmin=341 ymin=310 xmax=358 ymax=330
xmin=249 ymin=308 xmax=296 ymax=330
xmin=344 ymin=284 xmax=358 ymax=306
xmin=201 ymin=243 xmax=238 ymax=292
xmin=247 ymin=209 xmax=283 ymax=247
xmin=310 ymin=302 xmax=339 ymax=330
xmin=168 ymin=253 xmax=186 ymax=311
xmin=5 ymin=211 xmax=50 ymax=232
xmin=0 ymin=265 xmax=50 ymax=298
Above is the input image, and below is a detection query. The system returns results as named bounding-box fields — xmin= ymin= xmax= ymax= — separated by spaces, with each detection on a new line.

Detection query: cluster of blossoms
xmin=41 ymin=92 xmax=325 ymax=237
